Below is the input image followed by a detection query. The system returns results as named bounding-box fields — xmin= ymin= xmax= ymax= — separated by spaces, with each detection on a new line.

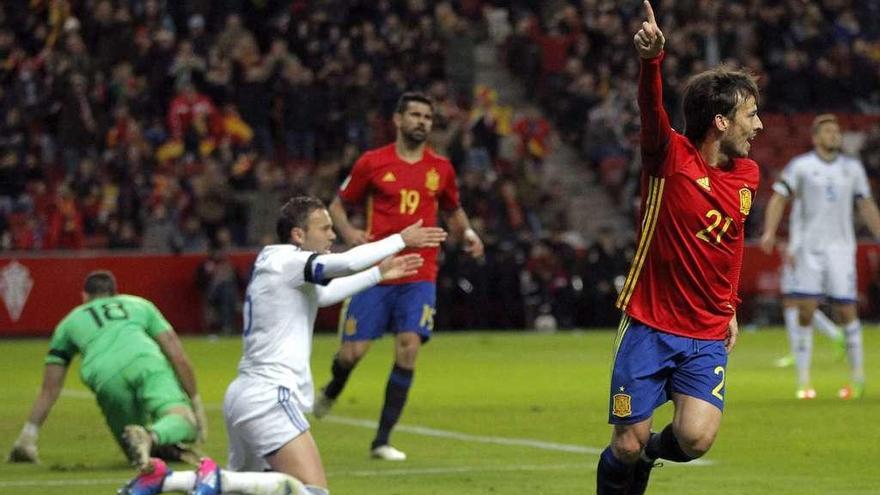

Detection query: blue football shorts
xmin=339 ymin=281 xmax=436 ymax=342
xmin=607 ymin=315 xmax=728 ymax=424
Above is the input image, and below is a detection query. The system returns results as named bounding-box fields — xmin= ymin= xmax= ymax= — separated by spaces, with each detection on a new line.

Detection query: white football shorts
xmin=781 ymin=247 xmax=856 ymax=302
xmin=223 ymin=375 xmax=311 ymax=471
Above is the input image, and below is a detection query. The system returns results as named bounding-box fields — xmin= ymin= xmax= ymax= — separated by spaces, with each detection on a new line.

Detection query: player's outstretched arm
xmin=312 ymin=220 xmax=446 ymax=281
xmin=316 ymin=254 xmax=424 ymax=307
xmin=8 ymin=364 xmax=68 ymax=463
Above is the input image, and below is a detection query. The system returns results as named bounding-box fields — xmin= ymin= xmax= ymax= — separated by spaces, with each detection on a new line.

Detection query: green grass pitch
xmin=1 ymin=328 xmax=878 ymax=494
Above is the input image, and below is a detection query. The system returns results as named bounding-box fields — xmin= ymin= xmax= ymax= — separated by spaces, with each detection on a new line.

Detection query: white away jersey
xmin=773 ymin=151 xmax=871 ymax=252
xmin=237 ymin=245 xmax=323 ymax=410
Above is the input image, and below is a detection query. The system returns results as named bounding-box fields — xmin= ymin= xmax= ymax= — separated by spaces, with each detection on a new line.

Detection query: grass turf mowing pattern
xmin=0 ymin=328 xmax=878 ymax=494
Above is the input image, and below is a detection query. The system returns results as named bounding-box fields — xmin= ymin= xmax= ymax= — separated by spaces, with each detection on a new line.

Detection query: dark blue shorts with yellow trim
xmin=340 ymin=282 xmax=435 ymax=342
xmin=608 ymin=316 xmax=728 ymax=424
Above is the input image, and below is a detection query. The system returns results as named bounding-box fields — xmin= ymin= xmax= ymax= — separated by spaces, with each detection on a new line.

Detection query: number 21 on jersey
xmin=695 ymin=209 xmax=733 ymax=244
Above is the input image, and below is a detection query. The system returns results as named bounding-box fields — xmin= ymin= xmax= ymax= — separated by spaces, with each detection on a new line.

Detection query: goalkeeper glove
xmin=191 ymin=394 xmax=208 ymax=444
xmin=8 ymin=422 xmax=39 ymax=463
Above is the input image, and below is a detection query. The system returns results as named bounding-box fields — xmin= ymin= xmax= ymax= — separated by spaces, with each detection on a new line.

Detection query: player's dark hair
xmin=681 ymin=66 xmax=759 ymax=144
xmin=395 ymin=92 xmax=434 ymax=114
xmin=276 ymin=196 xmax=326 ymax=243
xmin=83 ymin=270 xmax=117 ymax=296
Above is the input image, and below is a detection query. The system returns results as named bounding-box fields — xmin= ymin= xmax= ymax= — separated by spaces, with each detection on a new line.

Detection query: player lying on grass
xmin=8 ymin=270 xmax=207 ymax=470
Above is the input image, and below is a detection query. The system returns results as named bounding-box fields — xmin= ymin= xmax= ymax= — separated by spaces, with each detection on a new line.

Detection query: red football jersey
xmin=615 ymin=53 xmax=760 ymax=340
xmin=339 ymin=144 xmax=460 ymax=284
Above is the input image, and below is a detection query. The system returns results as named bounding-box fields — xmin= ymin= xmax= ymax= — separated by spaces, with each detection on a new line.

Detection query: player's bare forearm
xmin=444 ymin=207 xmax=471 ymax=238
xmin=155 ymin=330 xmax=199 ymax=398
xmin=444 ymin=207 xmax=484 ymax=257
xmin=27 ymin=364 xmax=67 ymax=426
xmin=857 ymin=198 xmax=880 ymax=240
xmin=329 ymin=196 xmax=367 ymax=245
xmin=328 ymin=196 xmax=351 ymax=232
xmin=759 ymin=193 xmax=788 ymax=253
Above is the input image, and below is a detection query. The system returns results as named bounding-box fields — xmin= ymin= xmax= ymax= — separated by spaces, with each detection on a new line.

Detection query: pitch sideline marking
xmin=322 ymin=414 xmax=713 ymax=466
xmin=55 ymin=390 xmax=713 ymax=467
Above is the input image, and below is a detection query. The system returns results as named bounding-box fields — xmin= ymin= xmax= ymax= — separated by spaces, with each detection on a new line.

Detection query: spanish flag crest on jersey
xmin=425 ymin=168 xmax=440 ymax=192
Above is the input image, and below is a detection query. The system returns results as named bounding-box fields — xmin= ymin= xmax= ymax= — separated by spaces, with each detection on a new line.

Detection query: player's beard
xmin=401 ymin=126 xmax=428 ymax=146
xmin=720 ymin=135 xmax=748 ymax=159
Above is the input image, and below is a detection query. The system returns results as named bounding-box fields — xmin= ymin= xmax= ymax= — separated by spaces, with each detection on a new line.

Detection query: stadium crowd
xmin=3 ymin=1 xmax=880 ymax=329
xmin=0 ymin=0 xmax=591 ymax=328
xmin=498 ymin=0 xmax=880 ymax=217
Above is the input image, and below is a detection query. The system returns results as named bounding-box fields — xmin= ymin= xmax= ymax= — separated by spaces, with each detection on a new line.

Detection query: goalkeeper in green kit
xmin=8 ymin=270 xmax=207 ymax=471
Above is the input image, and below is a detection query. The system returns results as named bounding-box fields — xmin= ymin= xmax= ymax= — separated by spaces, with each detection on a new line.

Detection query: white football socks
xmin=162 ymin=471 xmax=196 ymax=491
xmin=158 ymin=469 xmax=315 ymax=495
xmin=843 ymin=319 xmax=864 ymax=383
xmin=222 ymin=470 xmax=313 ymax=495
xmin=795 ymin=323 xmax=813 ymax=388
xmin=783 ymin=306 xmax=800 ymax=356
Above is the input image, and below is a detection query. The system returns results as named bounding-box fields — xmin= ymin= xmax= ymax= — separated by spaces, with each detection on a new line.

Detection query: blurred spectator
xmin=191 ymin=159 xmax=233 ymax=244
xmin=195 ymin=246 xmax=242 ymax=335
xmin=45 ymin=183 xmax=84 ymax=250
xmin=107 ymin=218 xmax=139 ymax=249
xmin=178 ymin=215 xmax=210 ymax=253
xmin=238 ymin=159 xmax=285 ymax=246
xmin=162 ymin=81 xmax=221 ymax=160
xmin=440 ymin=12 xmax=478 ymax=103
xmin=231 ymin=36 xmax=278 ymax=158
xmin=57 ymin=73 xmax=100 ymax=175
xmin=521 ymin=238 xmax=576 ymax=330
xmin=578 ymin=226 xmax=630 ymax=327
xmin=512 ymin=107 xmax=552 ymax=166
xmin=186 ymin=14 xmax=210 ymax=57
xmin=141 ymin=202 xmax=179 ymax=252
xmin=169 ymin=39 xmax=206 ymax=89
xmin=280 ymin=64 xmax=319 ymax=164
xmin=468 ymin=85 xmax=512 ymax=165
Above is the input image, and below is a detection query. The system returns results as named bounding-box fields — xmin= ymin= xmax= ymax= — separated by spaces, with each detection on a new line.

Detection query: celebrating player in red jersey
xmin=596 ymin=2 xmax=763 ymax=494
xmin=313 ymin=92 xmax=484 ymax=460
